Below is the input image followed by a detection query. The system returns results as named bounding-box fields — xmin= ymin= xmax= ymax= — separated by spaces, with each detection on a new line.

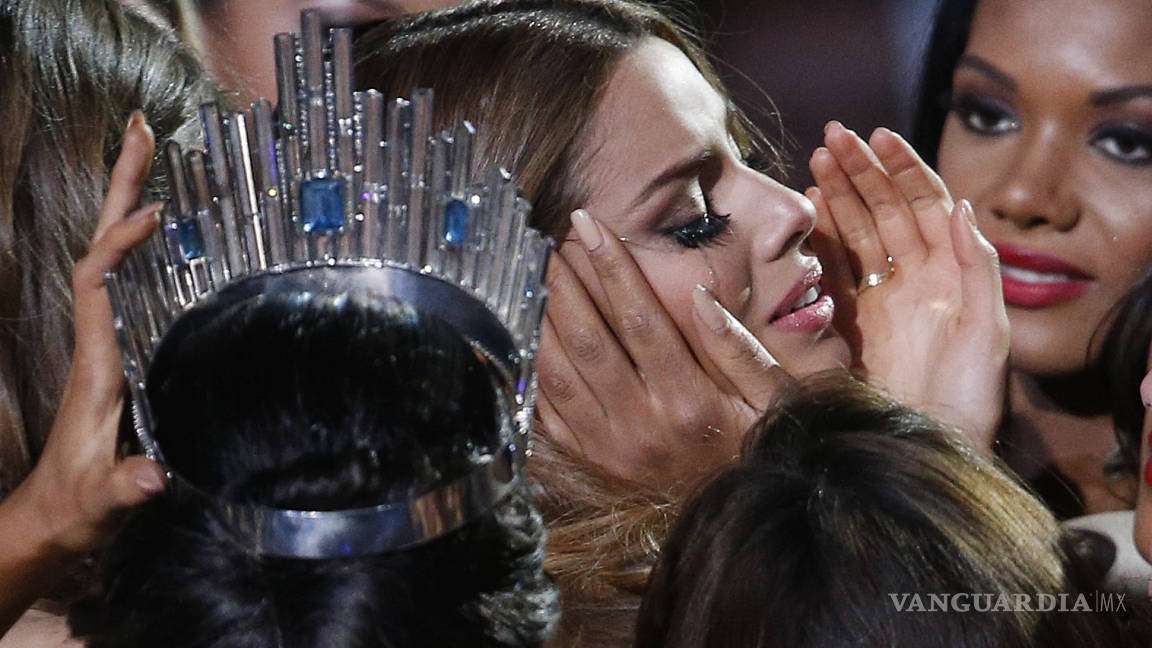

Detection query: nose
xmin=985 ymin=122 xmax=1081 ymax=231
xmin=751 ymin=176 xmax=816 ymax=263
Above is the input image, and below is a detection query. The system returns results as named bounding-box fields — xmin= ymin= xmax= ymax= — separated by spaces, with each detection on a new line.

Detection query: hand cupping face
xmin=807 ymin=123 xmax=1009 ymax=451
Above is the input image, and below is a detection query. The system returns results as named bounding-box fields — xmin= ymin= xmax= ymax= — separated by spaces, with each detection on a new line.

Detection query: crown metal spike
xmin=106 ymin=12 xmax=551 ymax=559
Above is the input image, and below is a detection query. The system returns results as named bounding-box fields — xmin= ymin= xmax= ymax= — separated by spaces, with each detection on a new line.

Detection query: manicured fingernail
xmin=134 ymin=464 xmax=166 ymax=494
xmin=693 ymin=284 xmax=728 ymax=332
xmin=570 ymin=209 xmax=603 ymax=252
xmin=127 ymin=110 xmax=145 ymax=131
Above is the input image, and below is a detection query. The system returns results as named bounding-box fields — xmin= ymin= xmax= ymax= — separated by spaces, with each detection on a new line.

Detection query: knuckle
xmin=592 ymin=250 xmax=627 ymax=280
xmin=871 ymin=203 xmax=904 ymax=223
xmin=617 ymin=308 xmax=652 ymax=338
xmin=72 ymin=257 xmax=97 ymax=287
xmin=841 ymin=226 xmax=874 ymax=248
xmin=540 ymin=371 xmax=578 ymax=405
xmin=568 ymin=328 xmax=606 ymax=364
xmin=908 ymin=193 xmax=942 ymax=215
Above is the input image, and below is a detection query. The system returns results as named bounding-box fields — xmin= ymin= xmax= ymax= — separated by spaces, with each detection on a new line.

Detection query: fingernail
xmin=570 ymin=209 xmax=603 ymax=252
xmin=958 ymin=199 xmax=977 ymax=228
xmin=126 ymin=109 xmax=145 ymax=131
xmin=824 ymin=120 xmax=842 ymax=134
xmin=134 ymin=464 xmax=166 ymax=494
xmin=132 ymin=202 xmax=164 ymax=222
xmin=693 ymin=284 xmax=728 ymax=332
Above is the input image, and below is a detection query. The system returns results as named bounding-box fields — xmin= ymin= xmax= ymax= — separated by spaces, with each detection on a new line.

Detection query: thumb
xmin=691 ymin=284 xmax=792 ymax=411
xmin=101 ymin=456 xmax=168 ymax=511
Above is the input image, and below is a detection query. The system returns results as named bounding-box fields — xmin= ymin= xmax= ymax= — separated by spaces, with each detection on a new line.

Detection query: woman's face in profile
xmin=562 ymin=38 xmax=850 ymax=377
xmin=936 ymin=0 xmax=1152 ymax=377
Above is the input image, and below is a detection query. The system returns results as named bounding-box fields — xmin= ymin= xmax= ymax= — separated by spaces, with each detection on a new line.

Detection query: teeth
xmin=1002 ymin=266 xmax=1074 ymax=284
xmin=791 ymin=286 xmax=819 ymax=312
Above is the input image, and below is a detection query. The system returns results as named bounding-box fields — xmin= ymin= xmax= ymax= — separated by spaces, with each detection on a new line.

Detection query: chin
xmin=790 ymin=334 xmax=852 ymax=377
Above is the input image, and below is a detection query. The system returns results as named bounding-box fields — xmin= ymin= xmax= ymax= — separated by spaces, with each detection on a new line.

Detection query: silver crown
xmin=107 ymin=11 xmax=551 ymax=558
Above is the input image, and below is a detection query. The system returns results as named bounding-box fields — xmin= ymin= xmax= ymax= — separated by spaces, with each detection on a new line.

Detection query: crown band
xmin=107 ymin=14 xmax=549 ymax=559
xmin=199 ymin=444 xmax=517 ymax=559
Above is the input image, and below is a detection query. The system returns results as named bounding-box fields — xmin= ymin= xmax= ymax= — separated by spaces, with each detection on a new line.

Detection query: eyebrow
xmin=959 ymin=54 xmax=1152 ymax=107
xmin=631 ymin=150 xmax=713 ymax=210
xmin=956 ymin=55 xmax=1017 ymax=91
xmin=1091 ymin=85 xmax=1152 ymax=106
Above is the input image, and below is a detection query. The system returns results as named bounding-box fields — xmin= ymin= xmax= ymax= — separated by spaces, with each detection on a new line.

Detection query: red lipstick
xmin=995 ymin=244 xmax=1093 ymax=308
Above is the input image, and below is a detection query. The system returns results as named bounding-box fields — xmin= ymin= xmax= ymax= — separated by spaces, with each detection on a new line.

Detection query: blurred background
xmin=688 ymin=0 xmax=942 ymax=188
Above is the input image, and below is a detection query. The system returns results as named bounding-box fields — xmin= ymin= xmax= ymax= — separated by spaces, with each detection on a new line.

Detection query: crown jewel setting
xmin=106 ymin=11 xmax=551 ymax=558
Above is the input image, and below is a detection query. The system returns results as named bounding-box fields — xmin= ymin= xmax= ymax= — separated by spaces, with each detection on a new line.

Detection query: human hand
xmin=535 ymin=210 xmax=791 ymax=490
xmin=806 ymin=123 xmax=1008 ymax=451
xmin=6 ymin=111 xmax=167 ymax=557
xmin=1133 ymin=347 xmax=1152 ymax=572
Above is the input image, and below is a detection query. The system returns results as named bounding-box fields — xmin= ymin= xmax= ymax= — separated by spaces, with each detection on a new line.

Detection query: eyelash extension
xmin=1089 ymin=123 xmax=1152 ymax=167
xmin=662 ymin=209 xmax=732 ymax=249
xmin=948 ymin=93 xmax=1019 ymax=136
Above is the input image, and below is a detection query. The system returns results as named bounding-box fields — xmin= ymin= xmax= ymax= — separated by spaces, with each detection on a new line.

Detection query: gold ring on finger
xmin=857 ymin=268 xmax=894 ymax=293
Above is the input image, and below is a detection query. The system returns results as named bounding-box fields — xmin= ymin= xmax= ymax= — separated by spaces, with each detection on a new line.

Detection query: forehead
xmin=967 ymin=0 xmax=1152 ymax=87
xmin=580 ymin=37 xmax=727 ymax=196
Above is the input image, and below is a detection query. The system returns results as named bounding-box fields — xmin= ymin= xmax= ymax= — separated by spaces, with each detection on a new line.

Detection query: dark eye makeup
xmin=661 ymin=196 xmax=731 ymax=249
xmin=949 ymin=93 xmax=1020 ymax=136
xmin=1089 ymin=123 xmax=1152 ymax=167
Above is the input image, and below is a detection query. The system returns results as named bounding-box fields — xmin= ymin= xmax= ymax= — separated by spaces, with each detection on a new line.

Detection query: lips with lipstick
xmin=996 ymin=244 xmax=1093 ymax=308
xmin=769 ymin=265 xmax=835 ymax=333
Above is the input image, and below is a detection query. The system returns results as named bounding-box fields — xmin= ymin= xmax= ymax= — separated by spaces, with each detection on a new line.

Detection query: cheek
xmin=1092 ymin=206 xmax=1152 ymax=291
xmin=629 ymin=246 xmax=725 ymax=326
xmin=937 ymin=124 xmax=1000 ymax=199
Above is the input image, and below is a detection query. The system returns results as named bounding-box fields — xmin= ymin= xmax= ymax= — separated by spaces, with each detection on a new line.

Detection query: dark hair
xmin=911 ymin=0 xmax=1152 ymax=482
xmin=636 ymin=375 xmax=1143 ymax=648
xmin=1101 ymin=270 xmax=1152 ymax=474
xmin=0 ymin=0 xmax=217 ymax=496
xmin=68 ymin=290 xmax=559 ymax=647
xmin=910 ymin=0 xmax=978 ymax=168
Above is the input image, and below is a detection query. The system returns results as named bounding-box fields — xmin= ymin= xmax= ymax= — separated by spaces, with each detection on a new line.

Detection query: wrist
xmin=0 ymin=470 xmax=87 ymax=568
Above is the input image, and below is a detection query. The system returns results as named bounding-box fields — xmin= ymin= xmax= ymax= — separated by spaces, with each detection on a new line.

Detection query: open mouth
xmin=769 ymin=266 xmax=834 ymax=333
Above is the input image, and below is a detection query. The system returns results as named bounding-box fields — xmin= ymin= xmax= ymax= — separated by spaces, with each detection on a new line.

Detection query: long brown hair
xmin=0 ymin=0 xmax=217 ymax=496
xmin=353 ymin=2 xmax=765 ymax=644
xmin=353 ymin=0 xmax=777 ymax=239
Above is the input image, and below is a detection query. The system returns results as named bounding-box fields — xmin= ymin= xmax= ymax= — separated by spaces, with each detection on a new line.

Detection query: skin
xmin=568 ymin=39 xmax=851 ymax=377
xmin=1135 ymin=349 xmax=1152 ymax=565
xmin=808 ymin=123 xmax=1008 ymax=450
xmin=537 ymin=39 xmax=850 ymax=486
xmin=935 ymin=0 xmax=1152 ymax=512
xmin=182 ymin=0 xmax=462 ymax=104
xmin=539 ymin=39 xmax=1006 ymax=485
xmin=0 ymin=115 xmax=165 ymax=638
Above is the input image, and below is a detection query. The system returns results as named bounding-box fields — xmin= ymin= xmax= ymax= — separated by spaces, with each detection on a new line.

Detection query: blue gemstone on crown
xmin=300 ymin=177 xmax=345 ymax=233
xmin=444 ymin=198 xmax=468 ymax=245
xmin=175 ymin=218 xmax=205 ymax=260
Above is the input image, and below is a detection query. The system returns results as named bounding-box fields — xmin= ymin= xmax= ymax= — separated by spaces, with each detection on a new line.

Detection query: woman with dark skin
xmin=906 ymin=0 xmax=1152 ymax=517
xmin=0 ymin=0 xmax=216 ymax=640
